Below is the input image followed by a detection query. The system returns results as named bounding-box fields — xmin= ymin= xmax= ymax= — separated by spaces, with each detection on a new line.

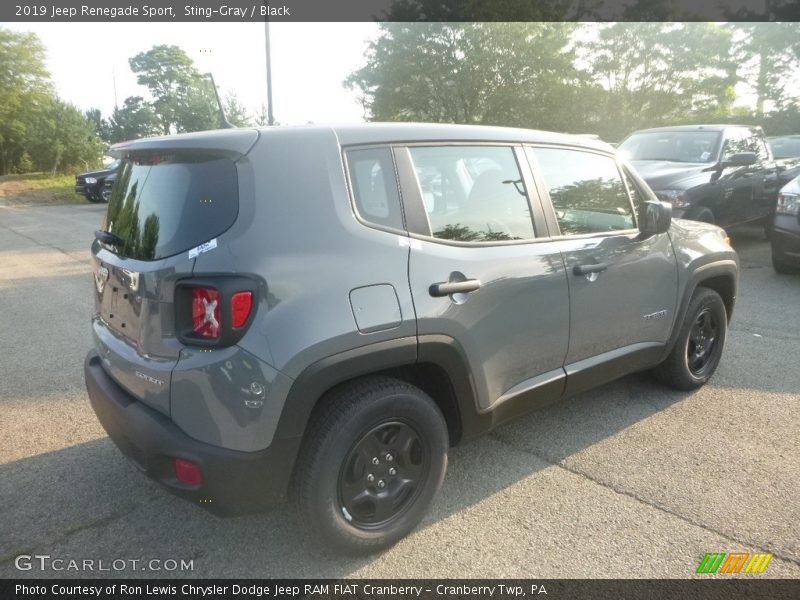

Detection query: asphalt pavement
xmin=0 ymin=203 xmax=798 ymax=578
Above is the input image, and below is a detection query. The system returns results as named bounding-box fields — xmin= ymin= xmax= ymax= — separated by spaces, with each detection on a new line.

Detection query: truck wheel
xmin=100 ymin=186 xmax=113 ymax=203
xmin=652 ymin=287 xmax=727 ymax=390
xmin=772 ymin=251 xmax=800 ymax=274
xmin=291 ymin=377 xmax=448 ymax=554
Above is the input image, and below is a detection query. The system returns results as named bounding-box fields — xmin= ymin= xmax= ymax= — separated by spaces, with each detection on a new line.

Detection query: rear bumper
xmin=84 ymin=351 xmax=300 ymax=516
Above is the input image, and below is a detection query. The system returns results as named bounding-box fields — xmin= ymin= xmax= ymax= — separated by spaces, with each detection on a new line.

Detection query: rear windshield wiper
xmin=95 ymin=230 xmax=126 ymax=246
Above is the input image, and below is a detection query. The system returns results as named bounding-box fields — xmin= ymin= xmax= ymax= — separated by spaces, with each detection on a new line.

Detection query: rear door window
xmin=408 ymin=145 xmax=535 ymax=242
xmin=102 ymin=151 xmax=239 ymax=261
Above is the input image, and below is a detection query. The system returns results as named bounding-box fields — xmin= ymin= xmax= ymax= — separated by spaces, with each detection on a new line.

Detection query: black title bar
xmin=3 ymin=0 xmax=800 ymax=22
xmin=4 ymin=579 xmax=800 ymax=600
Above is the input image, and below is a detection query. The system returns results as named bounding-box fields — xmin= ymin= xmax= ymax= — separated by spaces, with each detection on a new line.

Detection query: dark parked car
xmin=619 ymin=125 xmax=782 ymax=227
xmin=85 ymin=124 xmax=738 ymax=553
xmin=769 ymin=174 xmax=800 ymax=273
xmin=75 ymin=160 xmax=118 ymax=203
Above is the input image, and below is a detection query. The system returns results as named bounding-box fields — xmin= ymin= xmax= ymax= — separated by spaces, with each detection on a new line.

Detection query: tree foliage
xmin=583 ymin=23 xmax=737 ymax=140
xmin=346 ymin=23 xmax=585 ymax=132
xmin=0 ymin=28 xmax=102 ymax=174
xmin=347 ymin=22 xmax=800 ymax=141
xmin=128 ymin=44 xmax=219 ymax=134
xmin=107 ymin=96 xmax=162 ymax=143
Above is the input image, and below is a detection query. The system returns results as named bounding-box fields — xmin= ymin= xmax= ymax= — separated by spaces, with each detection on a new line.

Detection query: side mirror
xmin=639 ymin=200 xmax=672 ymax=235
xmin=723 ymin=152 xmax=757 ymax=168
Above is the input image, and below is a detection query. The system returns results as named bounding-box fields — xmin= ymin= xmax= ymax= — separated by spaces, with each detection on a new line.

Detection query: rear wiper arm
xmin=95 ymin=230 xmax=126 ymax=246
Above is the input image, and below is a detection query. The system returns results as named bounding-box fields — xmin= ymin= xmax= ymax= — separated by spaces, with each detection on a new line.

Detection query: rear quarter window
xmin=102 ymin=152 xmax=239 ymax=261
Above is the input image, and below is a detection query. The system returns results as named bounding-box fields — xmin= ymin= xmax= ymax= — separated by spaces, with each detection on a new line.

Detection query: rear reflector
xmin=174 ymin=458 xmax=202 ymax=486
xmin=231 ymin=291 xmax=253 ymax=328
xmin=191 ymin=287 xmax=221 ymax=338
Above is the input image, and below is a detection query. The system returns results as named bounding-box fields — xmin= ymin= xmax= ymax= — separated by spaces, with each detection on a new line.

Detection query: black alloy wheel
xmin=338 ymin=420 xmax=428 ymax=528
xmin=686 ymin=308 xmax=718 ymax=377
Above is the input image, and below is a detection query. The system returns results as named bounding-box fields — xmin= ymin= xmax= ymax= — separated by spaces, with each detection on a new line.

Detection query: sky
xmin=4 ymin=22 xmax=381 ymax=125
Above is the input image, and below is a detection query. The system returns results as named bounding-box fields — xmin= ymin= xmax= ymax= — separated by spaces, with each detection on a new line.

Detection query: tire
xmin=291 ymin=376 xmax=448 ymax=554
xmin=87 ymin=191 xmax=103 ymax=203
xmin=652 ymin=287 xmax=727 ymax=391
xmin=772 ymin=251 xmax=800 ymax=274
xmin=100 ymin=185 xmax=113 ymax=203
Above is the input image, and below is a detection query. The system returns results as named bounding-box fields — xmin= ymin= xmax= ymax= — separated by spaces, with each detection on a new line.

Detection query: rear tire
xmin=652 ymin=287 xmax=727 ymax=390
xmin=291 ymin=377 xmax=448 ymax=554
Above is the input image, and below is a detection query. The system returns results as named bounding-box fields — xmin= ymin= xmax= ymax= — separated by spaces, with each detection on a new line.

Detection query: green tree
xmin=85 ymin=108 xmax=111 ymax=143
xmin=582 ymin=23 xmax=737 ymax=140
xmin=176 ymin=83 xmax=219 ymax=132
xmin=108 ymin=96 xmax=162 ymax=143
xmin=25 ymin=98 xmax=103 ymax=173
xmin=0 ymin=29 xmax=52 ymax=174
xmin=129 ymin=45 xmax=213 ymax=134
xmin=224 ymin=93 xmax=252 ymax=127
xmin=346 ymin=23 xmax=585 ymax=132
xmin=731 ymin=23 xmax=800 ymax=117
xmin=40 ymin=100 xmax=100 ymax=172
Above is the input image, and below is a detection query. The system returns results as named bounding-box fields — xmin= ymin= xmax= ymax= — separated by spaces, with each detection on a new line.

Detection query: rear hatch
xmin=91 ymin=131 xmax=257 ymax=415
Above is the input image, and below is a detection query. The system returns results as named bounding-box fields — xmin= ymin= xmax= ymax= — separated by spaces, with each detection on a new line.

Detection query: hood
xmin=630 ymin=160 xmax=712 ymax=191
xmin=77 ymin=166 xmax=117 ymax=178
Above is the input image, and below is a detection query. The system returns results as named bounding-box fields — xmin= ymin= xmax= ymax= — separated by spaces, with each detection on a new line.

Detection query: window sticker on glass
xmin=188 ymin=238 xmax=218 ymax=259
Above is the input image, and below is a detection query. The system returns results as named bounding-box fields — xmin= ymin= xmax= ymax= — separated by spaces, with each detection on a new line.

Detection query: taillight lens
xmin=231 ymin=291 xmax=253 ymax=328
xmin=191 ymin=287 xmax=221 ymax=338
xmin=174 ymin=458 xmax=202 ymax=486
xmin=776 ymin=193 xmax=800 ymax=216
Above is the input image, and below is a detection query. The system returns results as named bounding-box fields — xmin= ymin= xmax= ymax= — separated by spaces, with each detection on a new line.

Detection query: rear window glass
xmin=346 ymin=147 xmax=404 ymax=230
xmin=102 ymin=152 xmax=238 ymax=261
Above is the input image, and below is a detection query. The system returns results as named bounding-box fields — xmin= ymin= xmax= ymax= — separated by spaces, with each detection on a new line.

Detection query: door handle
xmin=429 ymin=279 xmax=481 ymax=297
xmin=573 ymin=263 xmax=608 ymax=276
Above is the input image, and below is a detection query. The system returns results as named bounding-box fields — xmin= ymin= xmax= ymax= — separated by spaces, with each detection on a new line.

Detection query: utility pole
xmin=264 ymin=20 xmax=275 ymax=126
xmin=112 ymin=66 xmax=118 ymax=110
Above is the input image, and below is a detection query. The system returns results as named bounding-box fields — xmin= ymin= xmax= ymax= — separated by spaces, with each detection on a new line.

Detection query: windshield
xmin=619 ymin=131 xmax=722 ymax=163
xmin=101 ymin=151 xmax=239 ymax=261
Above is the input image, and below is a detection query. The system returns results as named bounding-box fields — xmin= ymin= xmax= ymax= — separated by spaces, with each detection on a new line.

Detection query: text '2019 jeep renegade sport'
xmin=85 ymin=124 xmax=738 ymax=554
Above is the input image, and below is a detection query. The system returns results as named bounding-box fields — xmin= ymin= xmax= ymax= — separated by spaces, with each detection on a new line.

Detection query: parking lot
xmin=1 ymin=202 xmax=798 ymax=579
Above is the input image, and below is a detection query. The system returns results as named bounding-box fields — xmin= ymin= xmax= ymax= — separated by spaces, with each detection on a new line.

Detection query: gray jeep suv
xmin=85 ymin=123 xmax=738 ymax=554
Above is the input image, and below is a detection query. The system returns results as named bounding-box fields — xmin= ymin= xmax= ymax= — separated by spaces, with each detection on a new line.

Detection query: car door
xmin=525 ymin=145 xmax=679 ymax=396
xmin=396 ymin=144 xmax=570 ymax=412
xmin=717 ymin=128 xmax=766 ymax=226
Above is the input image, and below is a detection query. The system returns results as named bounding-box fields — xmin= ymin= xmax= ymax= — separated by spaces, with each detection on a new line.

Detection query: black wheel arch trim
xmin=661 ymin=259 xmax=738 ymax=362
xmin=274 ymin=335 xmax=486 ymax=483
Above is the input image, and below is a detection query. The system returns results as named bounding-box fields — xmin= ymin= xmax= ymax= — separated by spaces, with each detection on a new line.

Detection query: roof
xmin=111 ymin=122 xmax=614 ymax=156
xmin=323 ymin=122 xmax=612 ymax=151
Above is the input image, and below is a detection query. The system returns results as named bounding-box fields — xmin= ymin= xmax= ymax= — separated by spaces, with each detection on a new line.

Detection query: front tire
xmin=291 ymin=377 xmax=448 ymax=554
xmin=772 ymin=251 xmax=800 ymax=274
xmin=652 ymin=287 xmax=727 ymax=390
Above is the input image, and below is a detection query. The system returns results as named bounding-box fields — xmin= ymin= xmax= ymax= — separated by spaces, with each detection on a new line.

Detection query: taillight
xmin=231 ymin=291 xmax=253 ymax=328
xmin=192 ymin=287 xmax=221 ymax=339
xmin=177 ymin=278 xmax=257 ymax=346
xmin=174 ymin=458 xmax=202 ymax=486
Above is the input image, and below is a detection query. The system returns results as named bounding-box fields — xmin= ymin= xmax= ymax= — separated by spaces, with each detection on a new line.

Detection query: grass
xmin=0 ymin=172 xmax=86 ymax=206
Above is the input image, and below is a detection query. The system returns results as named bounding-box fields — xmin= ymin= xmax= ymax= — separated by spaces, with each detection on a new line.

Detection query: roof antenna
xmin=205 ymin=73 xmax=234 ymax=129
